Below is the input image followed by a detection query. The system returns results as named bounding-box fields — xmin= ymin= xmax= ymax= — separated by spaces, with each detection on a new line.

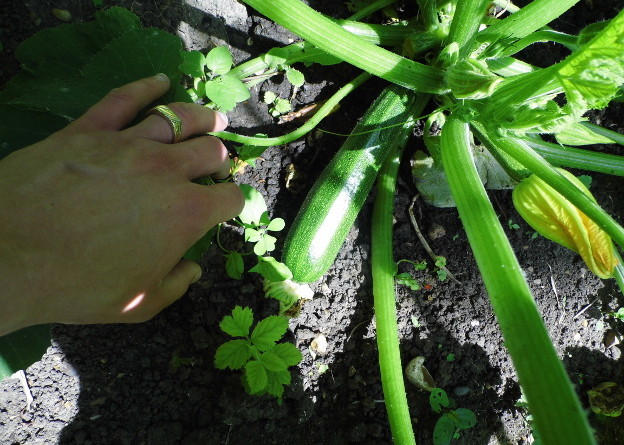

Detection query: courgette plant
xmin=205 ymin=1 xmax=624 ymax=444
xmin=2 ymin=2 xmax=624 ymax=444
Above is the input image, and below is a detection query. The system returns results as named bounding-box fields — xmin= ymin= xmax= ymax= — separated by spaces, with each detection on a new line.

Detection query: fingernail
xmin=191 ymin=269 xmax=202 ymax=284
xmin=215 ymin=111 xmax=229 ymax=130
xmin=153 ymin=73 xmax=169 ymax=82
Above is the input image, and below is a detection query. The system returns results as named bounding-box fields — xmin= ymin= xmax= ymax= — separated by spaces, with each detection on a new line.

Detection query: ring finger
xmin=124 ymin=102 xmax=228 ymax=143
xmin=172 ymin=136 xmax=232 ymax=180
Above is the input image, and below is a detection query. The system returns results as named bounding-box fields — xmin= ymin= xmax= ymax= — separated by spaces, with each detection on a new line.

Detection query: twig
xmin=547 ymin=264 xmax=565 ymax=324
xmin=574 ymin=297 xmax=599 ymax=319
xmin=408 ymin=196 xmax=461 ymax=285
xmin=14 ymin=370 xmax=33 ymax=412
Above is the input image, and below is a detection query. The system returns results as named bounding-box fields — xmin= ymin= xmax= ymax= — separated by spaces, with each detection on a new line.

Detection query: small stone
xmin=603 ymin=330 xmax=620 ymax=349
xmin=453 ymin=386 xmax=470 ymax=396
xmin=310 ymin=334 xmax=328 ymax=356
xmin=428 ymin=223 xmax=446 ymax=240
xmin=51 ymin=8 xmax=72 ymax=21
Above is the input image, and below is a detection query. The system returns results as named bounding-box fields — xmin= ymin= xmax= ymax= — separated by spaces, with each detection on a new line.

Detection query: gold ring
xmin=148 ymin=105 xmax=183 ymax=143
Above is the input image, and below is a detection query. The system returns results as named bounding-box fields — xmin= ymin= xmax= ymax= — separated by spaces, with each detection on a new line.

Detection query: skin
xmin=0 ymin=74 xmax=244 ymax=336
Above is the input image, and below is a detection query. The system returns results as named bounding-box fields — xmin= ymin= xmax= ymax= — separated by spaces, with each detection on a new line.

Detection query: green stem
xmin=212 ymin=72 xmax=371 ymax=146
xmin=477 ymin=0 xmax=581 ymax=43
xmin=440 ymin=115 xmax=595 ymax=445
xmin=498 ymin=30 xmax=578 ymax=57
xmin=240 ymin=0 xmax=445 ymax=93
xmin=372 ymin=130 xmax=418 ymax=445
xmin=581 ymin=122 xmax=624 ymax=146
xmin=446 ymin=0 xmax=490 ymax=58
xmin=348 ymin=0 xmax=397 ymax=21
xmin=523 ymin=137 xmax=624 ymax=176
xmin=333 ymin=20 xmax=412 ymax=46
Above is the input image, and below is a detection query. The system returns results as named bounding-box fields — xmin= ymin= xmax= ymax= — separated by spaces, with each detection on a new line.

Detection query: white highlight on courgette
xmin=308 ymin=144 xmax=379 ymax=261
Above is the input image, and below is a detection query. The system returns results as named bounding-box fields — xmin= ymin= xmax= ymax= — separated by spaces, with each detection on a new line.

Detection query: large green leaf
xmin=0 ymin=105 xmax=69 ymax=158
xmin=15 ymin=7 xmax=141 ymax=76
xmin=0 ymin=324 xmax=52 ymax=380
xmin=3 ymin=28 xmax=184 ymax=119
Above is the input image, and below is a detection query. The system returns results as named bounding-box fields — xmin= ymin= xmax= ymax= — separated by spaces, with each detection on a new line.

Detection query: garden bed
xmin=1 ymin=0 xmax=623 ymax=444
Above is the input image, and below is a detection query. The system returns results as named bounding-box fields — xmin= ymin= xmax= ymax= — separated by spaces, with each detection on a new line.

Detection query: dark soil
xmin=1 ymin=1 xmax=624 ymax=444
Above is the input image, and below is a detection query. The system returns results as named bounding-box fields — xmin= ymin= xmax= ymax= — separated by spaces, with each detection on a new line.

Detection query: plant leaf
xmin=263 ymin=91 xmax=277 ymax=104
xmin=245 ymin=360 xmax=268 ymax=394
xmin=0 ymin=106 xmax=68 ymax=158
xmin=214 ymin=339 xmax=251 ymax=370
xmin=555 ymin=122 xmax=615 ymax=146
xmin=179 ymin=50 xmax=206 ymax=78
xmin=3 ymin=28 xmax=185 ymax=119
xmin=0 ymin=325 xmax=51 ymax=380
xmin=238 ymin=184 xmax=268 ymax=226
xmin=251 ymin=315 xmax=288 ymax=351
xmin=205 ymin=46 xmax=233 ymax=75
xmin=286 ymin=67 xmax=305 ymax=86
xmin=259 ymin=350 xmax=288 ymax=371
xmin=433 ymin=413 xmax=456 ymax=445
xmin=454 ymin=408 xmax=477 ymax=430
xmin=249 ymin=256 xmax=293 ymax=281
xmin=265 ymin=369 xmax=291 ymax=400
xmin=225 ymin=252 xmax=245 ymax=280
xmin=272 ymin=342 xmax=302 ymax=367
xmin=267 ymin=217 xmax=286 ymax=232
xmin=430 ymin=388 xmax=450 ymax=413
xmin=220 ymin=305 xmax=254 ymax=338
xmin=204 ymin=74 xmax=250 ymax=111
xmin=15 ymin=6 xmax=140 ymax=76
xmin=245 ymin=228 xmax=263 ymax=243
xmin=556 ymin=11 xmax=624 ymax=115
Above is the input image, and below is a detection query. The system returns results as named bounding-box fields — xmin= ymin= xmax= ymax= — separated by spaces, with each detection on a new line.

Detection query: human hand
xmin=0 ymin=74 xmax=244 ymax=335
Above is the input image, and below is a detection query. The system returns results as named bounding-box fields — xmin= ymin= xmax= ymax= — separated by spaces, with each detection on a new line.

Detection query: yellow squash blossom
xmin=512 ymin=168 xmax=618 ymax=279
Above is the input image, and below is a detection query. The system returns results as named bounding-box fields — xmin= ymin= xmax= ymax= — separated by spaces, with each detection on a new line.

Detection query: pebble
xmin=428 ymin=223 xmax=446 ymax=240
xmin=453 ymin=386 xmax=470 ymax=396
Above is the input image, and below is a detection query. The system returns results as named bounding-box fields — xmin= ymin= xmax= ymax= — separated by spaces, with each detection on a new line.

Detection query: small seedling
xmin=430 ymin=388 xmax=477 ymax=445
xmin=608 ymin=307 xmax=624 ymax=320
xmin=179 ymin=46 xmax=250 ymax=111
xmin=215 ymin=306 xmax=302 ymax=403
xmin=435 ymin=256 xmax=448 ymax=281
xmin=263 ymin=91 xmax=292 ymax=117
xmin=515 ymin=392 xmax=543 ymax=445
xmin=508 ymin=219 xmax=520 ymax=230
xmin=446 ymin=353 xmax=455 ymax=362
xmin=220 ymin=184 xmax=289 ymax=280
xmin=394 ymin=259 xmax=428 ymax=290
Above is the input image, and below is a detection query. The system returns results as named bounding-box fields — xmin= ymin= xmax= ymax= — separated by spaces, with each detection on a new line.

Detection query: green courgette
xmin=282 ymin=84 xmax=422 ymax=283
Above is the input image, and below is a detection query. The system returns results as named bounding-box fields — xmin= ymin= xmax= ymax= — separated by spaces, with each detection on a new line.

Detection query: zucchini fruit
xmin=282 ymin=85 xmax=422 ymax=283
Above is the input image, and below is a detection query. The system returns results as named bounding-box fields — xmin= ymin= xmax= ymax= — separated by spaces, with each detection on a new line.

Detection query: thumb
xmin=154 ymin=259 xmax=202 ymax=309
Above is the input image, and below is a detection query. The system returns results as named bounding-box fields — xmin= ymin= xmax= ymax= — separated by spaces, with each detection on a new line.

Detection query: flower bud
xmin=512 ymin=168 xmax=618 ymax=279
xmin=445 ymin=58 xmax=502 ymax=99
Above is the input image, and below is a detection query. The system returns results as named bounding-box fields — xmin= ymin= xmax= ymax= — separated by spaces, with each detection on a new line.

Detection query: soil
xmin=1 ymin=1 xmax=624 ymax=444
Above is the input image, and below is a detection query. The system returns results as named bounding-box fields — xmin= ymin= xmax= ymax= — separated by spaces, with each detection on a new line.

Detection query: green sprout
xmin=430 ymin=388 xmax=477 ymax=445
xmin=214 ymin=306 xmax=302 ymax=403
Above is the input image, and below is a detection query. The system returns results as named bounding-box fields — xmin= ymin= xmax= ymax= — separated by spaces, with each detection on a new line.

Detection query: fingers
xmin=171 ymin=136 xmax=232 ymax=180
xmin=182 ymin=182 xmax=245 ymax=234
xmin=124 ymin=102 xmax=228 ymax=143
xmin=69 ymin=73 xmax=172 ymax=132
xmin=153 ymin=259 xmax=202 ymax=308
xmin=122 ymin=260 xmax=201 ymax=323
